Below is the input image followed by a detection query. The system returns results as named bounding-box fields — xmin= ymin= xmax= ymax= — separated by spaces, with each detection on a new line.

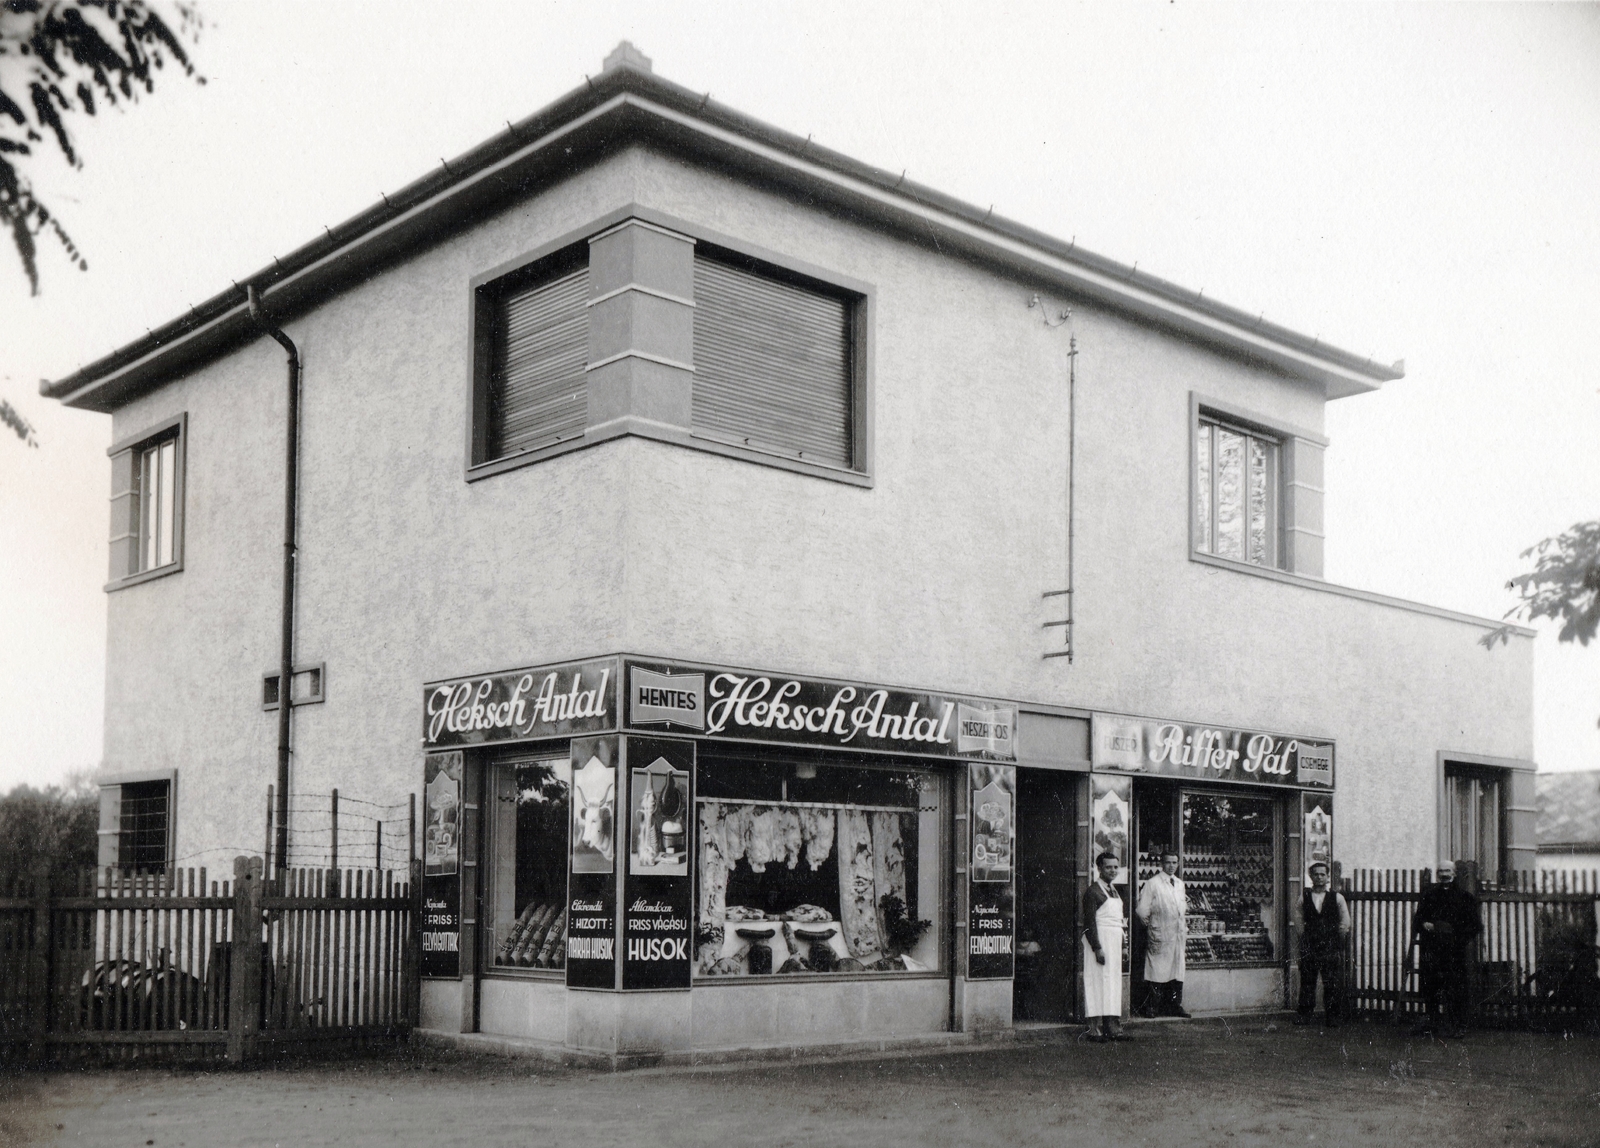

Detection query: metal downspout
xmin=247 ymin=285 xmax=300 ymax=878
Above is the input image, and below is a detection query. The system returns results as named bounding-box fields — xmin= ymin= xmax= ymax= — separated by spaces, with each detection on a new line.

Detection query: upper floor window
xmin=692 ymin=249 xmax=857 ymax=469
xmin=468 ymin=215 xmax=869 ymax=484
xmin=475 ymin=249 xmax=588 ymax=465
xmin=1195 ymin=414 xmax=1280 ymax=569
xmin=107 ymin=414 xmax=185 ymax=590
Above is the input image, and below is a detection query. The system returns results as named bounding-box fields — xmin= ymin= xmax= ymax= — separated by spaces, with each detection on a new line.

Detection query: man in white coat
xmin=1136 ymin=849 xmax=1190 ymax=1017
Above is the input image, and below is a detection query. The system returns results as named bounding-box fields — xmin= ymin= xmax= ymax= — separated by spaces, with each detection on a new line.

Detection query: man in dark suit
xmin=1411 ymin=862 xmax=1481 ymax=1038
xmin=1293 ymin=862 xmax=1349 ymax=1026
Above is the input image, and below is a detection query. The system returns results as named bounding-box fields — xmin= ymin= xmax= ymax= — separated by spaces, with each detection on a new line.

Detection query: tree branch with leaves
xmin=1482 ymin=520 xmax=1600 ymax=653
xmin=0 ymin=0 xmax=203 ymax=296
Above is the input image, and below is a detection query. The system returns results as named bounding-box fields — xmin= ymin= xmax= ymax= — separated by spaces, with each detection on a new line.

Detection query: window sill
xmin=1188 ymin=550 xmax=1527 ymax=634
xmin=693 ymin=969 xmax=946 ymax=986
xmin=468 ymin=418 xmax=873 ymax=488
xmin=105 ymin=560 xmax=183 ymax=594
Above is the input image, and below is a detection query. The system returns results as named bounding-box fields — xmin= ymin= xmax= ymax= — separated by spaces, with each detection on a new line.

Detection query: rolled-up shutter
xmin=487 ymin=265 xmax=588 ymax=459
xmin=693 ymin=255 xmax=854 ymax=468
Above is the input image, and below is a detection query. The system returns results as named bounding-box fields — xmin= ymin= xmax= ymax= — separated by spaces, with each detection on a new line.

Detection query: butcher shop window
xmin=695 ymin=754 xmax=945 ymax=978
xmin=485 ymin=752 xmax=571 ymax=974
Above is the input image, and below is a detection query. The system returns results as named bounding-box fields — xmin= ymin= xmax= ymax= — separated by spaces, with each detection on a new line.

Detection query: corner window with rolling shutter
xmin=476 ymin=248 xmax=589 ymax=463
xmin=692 ymin=250 xmax=859 ymax=470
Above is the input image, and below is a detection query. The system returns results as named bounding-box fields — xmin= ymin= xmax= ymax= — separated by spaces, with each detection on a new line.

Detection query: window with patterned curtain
xmin=1195 ymin=414 xmax=1282 ymax=569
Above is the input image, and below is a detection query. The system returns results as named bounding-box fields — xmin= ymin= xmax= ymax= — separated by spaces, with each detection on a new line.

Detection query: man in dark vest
xmin=1294 ymin=862 xmax=1350 ymax=1026
xmin=1411 ymin=862 xmax=1481 ymax=1038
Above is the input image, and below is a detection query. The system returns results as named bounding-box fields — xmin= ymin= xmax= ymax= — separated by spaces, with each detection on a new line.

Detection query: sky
xmin=1 ymin=1 xmax=1597 ymax=795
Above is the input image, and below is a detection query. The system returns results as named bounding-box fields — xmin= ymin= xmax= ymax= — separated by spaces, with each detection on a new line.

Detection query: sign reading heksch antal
xmin=626 ymin=660 xmax=1016 ymax=760
xmin=423 ymin=658 xmax=619 ymax=750
xmin=1091 ymin=712 xmax=1334 ymax=789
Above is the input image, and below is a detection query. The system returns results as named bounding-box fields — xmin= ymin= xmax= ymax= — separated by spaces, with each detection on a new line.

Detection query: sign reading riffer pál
xmin=622 ymin=737 xmax=695 ymax=989
xmin=1091 ymin=713 xmax=1335 ymax=789
xmin=423 ymin=659 xmax=618 ymax=750
xmin=625 ymin=661 xmax=1016 ymax=760
xmin=420 ymin=751 xmax=462 ymax=977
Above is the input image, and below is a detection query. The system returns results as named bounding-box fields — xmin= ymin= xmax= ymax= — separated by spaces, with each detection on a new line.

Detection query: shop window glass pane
xmin=486 ymin=756 xmax=570 ymax=970
xmin=1477 ymin=778 xmax=1500 ymax=876
xmin=1179 ymin=792 xmax=1277 ymax=965
xmin=1213 ymin=429 xmax=1245 ymax=561
xmin=695 ymin=756 xmax=944 ymax=977
xmin=1195 ymin=424 xmax=1212 ymax=552
xmin=1247 ymin=436 xmax=1272 ymax=567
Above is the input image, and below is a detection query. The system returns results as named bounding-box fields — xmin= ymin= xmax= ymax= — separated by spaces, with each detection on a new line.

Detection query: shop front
xmin=1090 ymin=713 xmax=1335 ymax=1015
xmin=417 ymin=655 xmax=1021 ymax=1057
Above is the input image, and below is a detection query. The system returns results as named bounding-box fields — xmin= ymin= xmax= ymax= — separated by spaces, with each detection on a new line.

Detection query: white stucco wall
xmin=102 ymin=144 xmax=1533 ymax=877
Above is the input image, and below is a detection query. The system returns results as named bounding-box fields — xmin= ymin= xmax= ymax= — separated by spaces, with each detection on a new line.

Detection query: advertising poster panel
xmin=1302 ymin=792 xmax=1334 ymax=881
xmin=967 ymin=763 xmax=1015 ymax=979
xmin=421 ymin=751 xmax=462 ymax=977
xmin=622 ymin=737 xmax=695 ymax=989
xmin=566 ymin=736 xmax=619 ymax=989
xmin=1090 ymin=773 xmax=1132 ymax=888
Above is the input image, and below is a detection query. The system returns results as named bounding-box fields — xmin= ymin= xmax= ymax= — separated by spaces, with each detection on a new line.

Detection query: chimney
xmin=602 ymin=41 xmax=653 ymax=75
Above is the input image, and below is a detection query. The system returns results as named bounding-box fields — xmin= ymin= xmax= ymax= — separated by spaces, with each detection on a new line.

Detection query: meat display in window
xmin=799 ymin=807 xmax=835 ymax=871
xmin=837 ymin=807 xmax=881 ymax=959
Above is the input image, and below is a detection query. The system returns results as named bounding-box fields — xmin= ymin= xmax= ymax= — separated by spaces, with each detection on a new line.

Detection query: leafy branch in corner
xmin=1 ymin=395 xmax=38 ymax=444
xmin=0 ymin=0 xmax=204 ymax=295
xmin=1480 ymin=520 xmax=1600 ymax=653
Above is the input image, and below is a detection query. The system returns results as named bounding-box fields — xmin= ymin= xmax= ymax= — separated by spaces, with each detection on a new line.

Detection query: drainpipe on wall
xmin=247 ymin=285 xmax=300 ymax=878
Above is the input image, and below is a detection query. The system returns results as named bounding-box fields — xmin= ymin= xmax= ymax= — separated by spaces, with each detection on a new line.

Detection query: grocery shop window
xmin=106 ymin=414 xmax=185 ymax=590
xmin=695 ymin=753 xmax=945 ymax=978
xmin=1444 ymin=763 xmax=1503 ymax=877
xmin=97 ymin=774 xmax=174 ymax=873
xmin=470 ymin=245 xmax=588 ymax=467
xmin=1194 ymin=412 xmax=1281 ymax=569
xmin=692 ymin=247 xmax=863 ymax=471
xmin=1176 ymin=791 xmax=1280 ymax=966
xmin=485 ymin=751 xmax=571 ymax=974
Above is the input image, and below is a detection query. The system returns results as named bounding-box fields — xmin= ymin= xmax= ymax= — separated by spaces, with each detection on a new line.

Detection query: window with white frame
xmin=1195 ymin=414 xmax=1281 ymax=568
xmin=98 ymin=775 xmax=174 ymax=873
xmin=1444 ymin=764 xmax=1503 ymax=878
xmin=107 ymin=414 xmax=185 ymax=587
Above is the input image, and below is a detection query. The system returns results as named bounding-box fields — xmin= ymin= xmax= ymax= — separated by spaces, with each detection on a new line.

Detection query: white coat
xmin=1136 ymin=872 xmax=1187 ymax=983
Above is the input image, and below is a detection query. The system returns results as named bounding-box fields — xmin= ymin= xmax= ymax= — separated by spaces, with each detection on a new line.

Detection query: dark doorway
xmin=1013 ymin=768 xmax=1079 ymax=1022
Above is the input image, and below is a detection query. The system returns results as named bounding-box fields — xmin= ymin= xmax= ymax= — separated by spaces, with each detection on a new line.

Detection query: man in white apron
xmin=1081 ymin=851 xmax=1129 ymax=1041
xmin=1136 ymin=849 xmax=1190 ymax=1017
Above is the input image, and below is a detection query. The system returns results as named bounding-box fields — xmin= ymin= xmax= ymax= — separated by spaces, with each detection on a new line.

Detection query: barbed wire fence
xmin=265 ymin=785 xmax=417 ymax=875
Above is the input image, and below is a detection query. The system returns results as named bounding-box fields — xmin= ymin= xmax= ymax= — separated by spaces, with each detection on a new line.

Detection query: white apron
xmin=1137 ymin=873 xmax=1187 ymax=983
xmin=1082 ymin=883 xmax=1123 ymax=1017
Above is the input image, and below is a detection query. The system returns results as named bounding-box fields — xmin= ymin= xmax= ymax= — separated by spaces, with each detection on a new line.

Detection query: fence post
xmin=409 ymin=857 xmax=423 ymax=1027
xmin=227 ymin=856 xmax=264 ymax=1063
xmin=1457 ymin=858 xmax=1483 ymax=1023
xmin=28 ymin=864 xmax=51 ymax=1056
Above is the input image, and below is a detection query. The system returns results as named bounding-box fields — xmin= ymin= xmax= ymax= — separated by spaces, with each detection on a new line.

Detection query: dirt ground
xmin=2 ymin=1018 xmax=1598 ymax=1148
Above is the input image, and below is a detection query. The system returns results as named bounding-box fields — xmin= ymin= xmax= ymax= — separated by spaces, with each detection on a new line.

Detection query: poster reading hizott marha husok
xmin=567 ymin=736 xmax=619 ymax=989
xmin=967 ymin=763 xmax=1015 ymax=979
xmin=421 ymin=751 xmax=462 ymax=978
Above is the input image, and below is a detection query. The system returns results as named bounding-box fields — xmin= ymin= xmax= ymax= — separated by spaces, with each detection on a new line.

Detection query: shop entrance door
xmin=1013 ymin=768 xmax=1079 ymax=1022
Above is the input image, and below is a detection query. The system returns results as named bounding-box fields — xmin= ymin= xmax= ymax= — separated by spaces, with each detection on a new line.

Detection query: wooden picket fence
xmin=0 ymin=856 xmax=418 ymax=1062
xmin=1342 ymin=867 xmax=1600 ymax=1030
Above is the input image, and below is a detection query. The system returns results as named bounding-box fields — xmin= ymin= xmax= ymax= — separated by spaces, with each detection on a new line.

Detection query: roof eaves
xmin=44 ymin=64 xmax=1403 ymax=411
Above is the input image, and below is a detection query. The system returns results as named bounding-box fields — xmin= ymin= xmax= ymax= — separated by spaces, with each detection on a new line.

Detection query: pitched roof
xmin=1537 ymin=770 xmax=1600 ymax=850
xmin=42 ymin=44 xmax=1404 ymax=414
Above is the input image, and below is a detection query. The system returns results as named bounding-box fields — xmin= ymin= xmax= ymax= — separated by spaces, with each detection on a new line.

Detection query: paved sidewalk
xmin=2 ymin=1018 xmax=1597 ymax=1148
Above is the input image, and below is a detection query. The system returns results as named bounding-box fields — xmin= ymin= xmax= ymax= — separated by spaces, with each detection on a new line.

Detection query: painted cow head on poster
xmin=578 ymin=781 xmax=615 ymax=862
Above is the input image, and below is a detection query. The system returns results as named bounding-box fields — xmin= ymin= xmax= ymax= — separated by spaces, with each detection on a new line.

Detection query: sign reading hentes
xmin=1092 ymin=713 xmax=1334 ymax=788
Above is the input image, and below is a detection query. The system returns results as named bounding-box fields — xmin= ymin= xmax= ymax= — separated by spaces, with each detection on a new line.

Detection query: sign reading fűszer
xmin=625 ymin=660 xmax=1016 ymax=760
xmin=423 ymin=658 xmax=618 ymax=750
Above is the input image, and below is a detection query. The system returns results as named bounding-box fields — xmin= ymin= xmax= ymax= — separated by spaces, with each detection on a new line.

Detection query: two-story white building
xmin=45 ymin=44 xmax=1535 ymax=1062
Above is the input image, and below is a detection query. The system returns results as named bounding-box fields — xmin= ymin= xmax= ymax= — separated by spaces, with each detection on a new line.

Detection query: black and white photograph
xmin=1 ymin=2 xmax=1598 ymax=1144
